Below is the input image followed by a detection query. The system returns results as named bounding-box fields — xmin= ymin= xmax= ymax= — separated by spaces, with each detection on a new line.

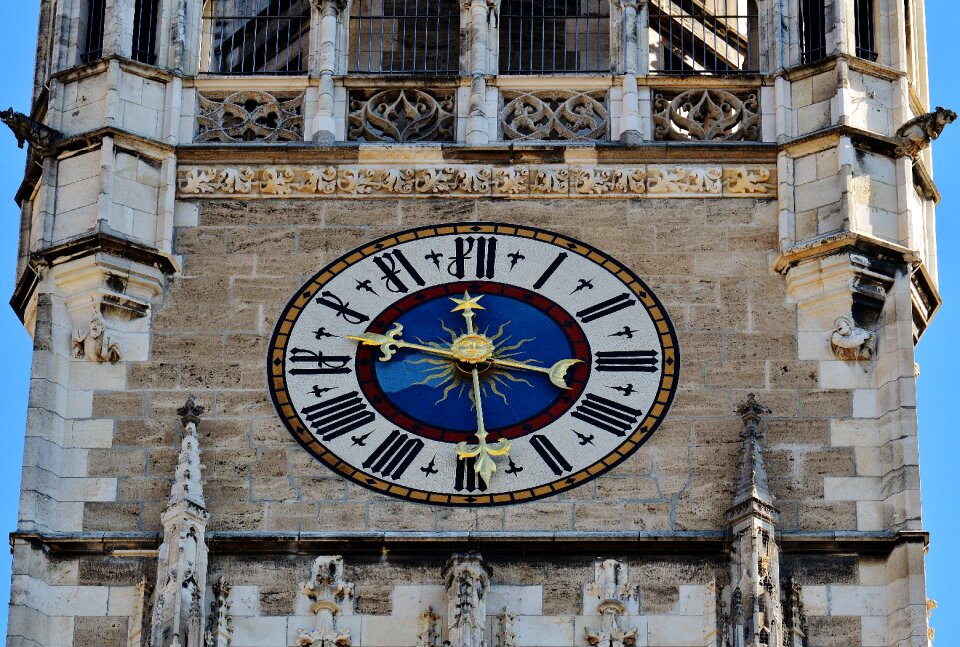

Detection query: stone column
xmin=102 ymin=0 xmax=135 ymax=59
xmin=617 ymin=0 xmax=643 ymax=144
xmin=149 ymin=396 xmax=210 ymax=647
xmin=311 ymin=0 xmax=346 ymax=143
xmin=465 ymin=0 xmax=496 ymax=145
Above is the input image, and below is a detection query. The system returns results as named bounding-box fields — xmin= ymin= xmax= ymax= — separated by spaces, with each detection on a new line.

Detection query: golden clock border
xmin=268 ymin=222 xmax=680 ymax=506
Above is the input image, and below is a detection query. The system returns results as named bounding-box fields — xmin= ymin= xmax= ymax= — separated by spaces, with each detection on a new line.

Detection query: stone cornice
xmin=10 ymin=529 xmax=929 ymax=557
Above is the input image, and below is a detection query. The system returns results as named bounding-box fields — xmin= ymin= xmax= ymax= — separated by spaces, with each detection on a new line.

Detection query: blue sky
xmin=0 ymin=2 xmax=957 ymax=641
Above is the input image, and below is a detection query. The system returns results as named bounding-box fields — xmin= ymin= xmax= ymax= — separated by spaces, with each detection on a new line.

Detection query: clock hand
xmin=486 ymin=357 xmax=583 ymax=389
xmin=455 ymin=364 xmax=511 ymax=487
xmin=347 ymin=324 xmax=457 ymax=362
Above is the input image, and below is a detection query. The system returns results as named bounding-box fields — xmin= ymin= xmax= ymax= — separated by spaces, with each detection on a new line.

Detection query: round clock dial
xmin=268 ymin=223 xmax=679 ymax=506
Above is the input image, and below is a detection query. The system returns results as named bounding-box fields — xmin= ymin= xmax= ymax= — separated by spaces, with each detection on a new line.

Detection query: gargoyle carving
xmin=829 ymin=316 xmax=876 ymax=361
xmin=71 ymin=311 xmax=121 ymax=363
xmin=0 ymin=108 xmax=61 ymax=152
xmin=895 ymin=106 xmax=956 ymax=159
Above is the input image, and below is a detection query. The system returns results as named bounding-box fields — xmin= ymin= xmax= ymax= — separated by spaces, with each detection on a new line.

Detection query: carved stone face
xmin=835 ymin=317 xmax=852 ymax=336
xmin=89 ymin=318 xmax=104 ymax=339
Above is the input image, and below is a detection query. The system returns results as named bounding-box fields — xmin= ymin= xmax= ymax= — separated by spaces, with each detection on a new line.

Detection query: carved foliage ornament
xmin=653 ymin=89 xmax=760 ymax=142
xmin=501 ymin=90 xmax=609 ymax=141
xmin=196 ymin=91 xmax=305 ymax=143
xmin=180 ymin=164 xmax=776 ymax=198
xmin=348 ymin=89 xmax=455 ymax=143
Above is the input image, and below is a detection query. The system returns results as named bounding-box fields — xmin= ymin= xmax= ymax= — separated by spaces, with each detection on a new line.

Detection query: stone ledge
xmin=11 ymin=529 xmax=928 ymax=557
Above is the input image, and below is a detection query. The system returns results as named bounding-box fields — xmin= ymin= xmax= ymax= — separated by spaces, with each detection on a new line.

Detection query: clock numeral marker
xmin=530 ymin=435 xmax=572 ymax=475
xmin=315 ymin=291 xmax=370 ymax=325
xmin=362 ymin=430 xmax=424 ymax=480
xmin=373 ymin=249 xmax=427 ymax=294
xmin=595 ymin=350 xmax=659 ymax=373
xmin=454 ymin=456 xmax=488 ymax=492
xmin=533 ymin=252 xmax=568 ymax=290
xmin=576 ymin=294 xmax=636 ymax=324
xmin=288 ymin=349 xmax=352 ymax=375
xmin=448 ymin=236 xmax=497 ymax=279
xmin=301 ymin=391 xmax=375 ymax=441
xmin=571 ymin=394 xmax=643 ymax=437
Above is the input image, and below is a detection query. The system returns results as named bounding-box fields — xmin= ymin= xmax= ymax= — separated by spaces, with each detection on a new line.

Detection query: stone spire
xmin=149 ymin=396 xmax=211 ymax=647
xmin=731 ymin=393 xmax=774 ymax=512
xmin=444 ymin=552 xmax=490 ymax=647
xmin=721 ymin=394 xmax=787 ymax=647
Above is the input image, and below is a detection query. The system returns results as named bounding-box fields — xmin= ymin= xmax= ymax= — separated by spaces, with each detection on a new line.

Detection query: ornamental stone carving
xmin=297 ymin=556 xmax=355 ymax=647
xmin=178 ymin=164 xmax=776 ymax=198
xmin=204 ymin=578 xmax=234 ymax=647
xmin=653 ymin=89 xmax=760 ymax=142
xmin=71 ymin=311 xmax=121 ymax=363
xmin=829 ymin=316 xmax=877 ymax=361
xmin=894 ymin=106 xmax=957 ymax=159
xmin=500 ymin=90 xmax=609 ymax=141
xmin=444 ymin=553 xmax=489 ymax=647
xmin=583 ymin=560 xmax=639 ymax=647
xmin=0 ymin=108 xmax=61 ymax=153
xmin=347 ymin=89 xmax=456 ymax=143
xmin=417 ymin=607 xmax=442 ymax=647
xmin=495 ymin=608 xmax=518 ymax=647
xmin=196 ymin=91 xmax=305 ymax=143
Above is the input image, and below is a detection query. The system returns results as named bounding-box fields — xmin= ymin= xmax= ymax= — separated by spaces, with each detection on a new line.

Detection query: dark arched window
xmin=499 ymin=0 xmax=611 ymax=74
xmin=799 ymin=0 xmax=827 ymax=63
xmin=132 ymin=0 xmax=161 ymax=64
xmin=349 ymin=0 xmax=461 ymax=75
xmin=203 ymin=0 xmax=311 ymax=75
xmin=650 ymin=0 xmax=758 ymax=74
xmin=80 ymin=0 xmax=106 ymax=63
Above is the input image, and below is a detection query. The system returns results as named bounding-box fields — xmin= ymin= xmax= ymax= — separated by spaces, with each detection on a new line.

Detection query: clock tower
xmin=2 ymin=0 xmax=948 ymax=645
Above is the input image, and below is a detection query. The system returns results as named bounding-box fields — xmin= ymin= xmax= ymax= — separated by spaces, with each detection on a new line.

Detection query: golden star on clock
xmin=450 ymin=292 xmax=485 ymax=313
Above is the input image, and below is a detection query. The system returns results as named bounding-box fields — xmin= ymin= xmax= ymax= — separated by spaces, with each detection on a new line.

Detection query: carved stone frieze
xmin=653 ymin=88 xmax=760 ymax=142
xmin=347 ymin=89 xmax=456 ymax=143
xmin=178 ymin=164 xmax=776 ymax=199
xmin=829 ymin=316 xmax=877 ymax=361
xmin=71 ymin=310 xmax=121 ymax=363
xmin=196 ymin=91 xmax=305 ymax=143
xmin=500 ymin=90 xmax=609 ymax=141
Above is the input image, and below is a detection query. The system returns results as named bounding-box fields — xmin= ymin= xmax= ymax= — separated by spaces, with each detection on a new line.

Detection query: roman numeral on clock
xmin=530 ymin=435 xmax=573 ymax=475
xmin=300 ymin=391 xmax=375 ymax=441
xmin=455 ymin=456 xmax=488 ymax=492
xmin=571 ymin=394 xmax=643 ymax=437
xmin=361 ymin=430 xmax=424 ymax=480
xmin=576 ymin=294 xmax=637 ymax=323
xmin=373 ymin=249 xmax=426 ymax=294
xmin=533 ymin=252 xmax=568 ymax=289
xmin=448 ymin=236 xmax=497 ymax=279
xmin=595 ymin=350 xmax=659 ymax=372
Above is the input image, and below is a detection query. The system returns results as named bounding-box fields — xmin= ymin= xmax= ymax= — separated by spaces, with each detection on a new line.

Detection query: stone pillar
xmin=444 ymin=553 xmax=490 ymax=647
xmin=617 ymin=0 xmax=643 ymax=145
xmin=149 ymin=396 xmax=210 ymax=647
xmin=102 ymin=0 xmax=135 ymax=59
xmin=311 ymin=0 xmax=346 ymax=143
xmin=465 ymin=0 xmax=496 ymax=145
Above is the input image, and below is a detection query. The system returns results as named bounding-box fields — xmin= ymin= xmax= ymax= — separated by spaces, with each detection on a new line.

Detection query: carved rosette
xmin=500 ymin=90 xmax=609 ymax=141
xmin=653 ymin=88 xmax=760 ymax=142
xmin=348 ymin=89 xmax=456 ymax=142
xmin=196 ymin=91 xmax=305 ymax=143
xmin=179 ymin=164 xmax=777 ymax=198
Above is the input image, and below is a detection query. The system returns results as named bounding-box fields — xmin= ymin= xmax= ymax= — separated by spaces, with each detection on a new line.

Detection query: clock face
xmin=268 ymin=223 xmax=679 ymax=506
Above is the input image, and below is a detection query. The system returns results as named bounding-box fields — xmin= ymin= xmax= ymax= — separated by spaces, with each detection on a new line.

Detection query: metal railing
xmin=649 ymin=0 xmax=758 ymax=75
xmin=349 ymin=0 xmax=460 ymax=75
xmin=854 ymin=0 xmax=877 ymax=60
xmin=80 ymin=0 xmax=106 ymax=64
xmin=499 ymin=0 xmax=611 ymax=74
xmin=132 ymin=0 xmax=160 ymax=64
xmin=204 ymin=0 xmax=311 ymax=75
xmin=799 ymin=0 xmax=827 ymax=63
